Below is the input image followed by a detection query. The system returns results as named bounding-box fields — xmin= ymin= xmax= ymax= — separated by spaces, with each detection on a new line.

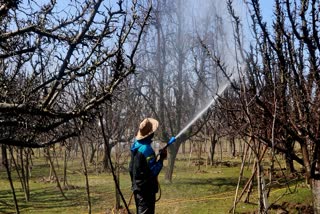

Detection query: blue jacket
xmin=129 ymin=137 xmax=163 ymax=193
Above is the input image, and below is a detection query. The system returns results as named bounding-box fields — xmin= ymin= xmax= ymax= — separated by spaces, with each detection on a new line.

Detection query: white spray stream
xmin=175 ymin=77 xmax=234 ymax=139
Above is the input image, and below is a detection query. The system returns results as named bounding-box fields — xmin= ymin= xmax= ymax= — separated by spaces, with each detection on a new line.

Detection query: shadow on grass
xmin=166 ymin=177 xmax=247 ymax=194
xmin=176 ymin=177 xmax=241 ymax=187
xmin=0 ymin=186 xmax=88 ymax=213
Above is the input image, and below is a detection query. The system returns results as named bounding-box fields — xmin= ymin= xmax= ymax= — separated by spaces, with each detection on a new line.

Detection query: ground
xmin=0 ymin=148 xmax=314 ymax=214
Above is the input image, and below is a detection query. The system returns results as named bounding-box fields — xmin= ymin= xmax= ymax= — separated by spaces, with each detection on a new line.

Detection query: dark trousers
xmin=134 ymin=191 xmax=156 ymax=214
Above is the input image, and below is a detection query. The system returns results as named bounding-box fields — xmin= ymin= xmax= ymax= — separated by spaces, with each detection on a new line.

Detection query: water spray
xmin=176 ymin=81 xmax=230 ymax=139
xmin=164 ymin=75 xmax=236 ymax=149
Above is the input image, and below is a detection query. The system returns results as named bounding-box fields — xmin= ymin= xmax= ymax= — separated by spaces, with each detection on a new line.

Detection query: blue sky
xmin=260 ymin=1 xmax=275 ymax=23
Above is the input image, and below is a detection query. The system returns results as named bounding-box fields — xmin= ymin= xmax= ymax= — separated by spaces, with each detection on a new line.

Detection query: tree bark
xmin=176 ymin=0 xmax=184 ymax=154
xmin=301 ymin=143 xmax=312 ymax=184
xmin=209 ymin=134 xmax=217 ymax=165
xmin=2 ymin=145 xmax=20 ymax=214
xmin=25 ymin=149 xmax=31 ymax=201
xmin=102 ymin=140 xmax=111 ymax=171
xmin=230 ymin=143 xmax=248 ymax=213
xmin=99 ymin=115 xmax=131 ymax=213
xmin=312 ymin=178 xmax=320 ymax=214
xmin=78 ymin=138 xmax=91 ymax=214
xmin=284 ymin=140 xmax=295 ymax=173
xmin=8 ymin=147 xmax=25 ymax=197
xmin=89 ymin=143 xmax=96 ymax=164
xmin=46 ymin=148 xmax=67 ymax=199
xmin=63 ymin=147 xmax=68 ymax=188
xmin=165 ymin=143 xmax=178 ymax=182
xmin=115 ymin=164 xmax=121 ymax=210
xmin=229 ymin=137 xmax=236 ymax=157
xmin=19 ymin=148 xmax=30 ymax=201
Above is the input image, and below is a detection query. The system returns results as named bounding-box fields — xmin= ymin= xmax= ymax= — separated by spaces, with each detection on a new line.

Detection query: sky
xmin=260 ymin=0 xmax=275 ymax=20
xmin=246 ymin=1 xmax=275 ymax=26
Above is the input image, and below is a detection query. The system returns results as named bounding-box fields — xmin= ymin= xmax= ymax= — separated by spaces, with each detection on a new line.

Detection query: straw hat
xmin=136 ymin=118 xmax=159 ymax=140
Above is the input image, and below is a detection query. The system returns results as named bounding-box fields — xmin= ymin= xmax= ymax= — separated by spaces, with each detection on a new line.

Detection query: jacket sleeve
xmin=147 ymin=155 xmax=163 ymax=177
xmin=140 ymin=145 xmax=163 ymax=177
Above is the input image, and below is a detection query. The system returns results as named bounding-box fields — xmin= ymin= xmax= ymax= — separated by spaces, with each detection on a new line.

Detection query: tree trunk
xmin=219 ymin=141 xmax=223 ymax=162
xmin=99 ymin=115 xmax=131 ymax=213
xmin=176 ymin=0 xmax=184 ymax=155
xmin=301 ymin=143 xmax=312 ymax=184
xmin=63 ymin=147 xmax=68 ymax=188
xmin=244 ymin=178 xmax=253 ymax=203
xmin=8 ymin=147 xmax=25 ymax=196
xmin=165 ymin=144 xmax=179 ymax=182
xmin=115 ymin=164 xmax=121 ymax=210
xmin=102 ymin=141 xmax=111 ymax=171
xmin=230 ymin=143 xmax=249 ymax=213
xmin=229 ymin=137 xmax=236 ymax=157
xmin=312 ymin=178 xmax=320 ymax=214
xmin=46 ymin=148 xmax=67 ymax=199
xmin=285 ymin=151 xmax=295 ymax=173
xmin=2 ymin=145 xmax=20 ymax=214
xmin=25 ymin=149 xmax=31 ymax=201
xmin=154 ymin=2 xmax=166 ymax=140
xmin=89 ymin=143 xmax=96 ymax=164
xmin=78 ymin=138 xmax=91 ymax=214
xmin=19 ymin=148 xmax=30 ymax=201
xmin=209 ymin=134 xmax=217 ymax=165
xmin=197 ymin=142 xmax=202 ymax=171
xmin=284 ymin=140 xmax=295 ymax=173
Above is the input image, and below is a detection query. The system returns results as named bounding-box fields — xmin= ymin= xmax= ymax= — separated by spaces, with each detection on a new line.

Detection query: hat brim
xmin=136 ymin=118 xmax=159 ymax=140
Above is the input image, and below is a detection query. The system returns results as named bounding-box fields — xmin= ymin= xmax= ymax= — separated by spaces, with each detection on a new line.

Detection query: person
xmin=129 ymin=118 xmax=167 ymax=214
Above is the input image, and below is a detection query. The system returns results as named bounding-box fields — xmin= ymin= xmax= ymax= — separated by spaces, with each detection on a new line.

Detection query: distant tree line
xmin=1 ymin=0 xmax=320 ymax=213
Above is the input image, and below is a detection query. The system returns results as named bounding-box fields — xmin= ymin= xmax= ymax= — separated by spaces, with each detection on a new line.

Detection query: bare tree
xmin=219 ymin=0 xmax=320 ymax=213
xmin=1 ymin=145 xmax=19 ymax=213
xmin=0 ymin=0 xmax=151 ymax=148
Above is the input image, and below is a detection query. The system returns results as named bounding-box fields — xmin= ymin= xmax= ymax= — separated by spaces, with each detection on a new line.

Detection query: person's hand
xmin=159 ymin=148 xmax=167 ymax=160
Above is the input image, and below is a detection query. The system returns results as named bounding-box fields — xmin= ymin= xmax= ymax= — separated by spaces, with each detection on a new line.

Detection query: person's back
xmin=129 ymin=135 xmax=161 ymax=194
xmin=129 ymin=118 xmax=167 ymax=214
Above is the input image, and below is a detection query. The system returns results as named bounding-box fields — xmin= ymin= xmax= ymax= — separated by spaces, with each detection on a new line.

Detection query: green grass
xmin=0 ymin=153 xmax=313 ymax=214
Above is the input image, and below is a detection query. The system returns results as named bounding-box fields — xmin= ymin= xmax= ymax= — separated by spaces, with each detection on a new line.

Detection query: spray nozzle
xmin=161 ymin=136 xmax=176 ymax=151
xmin=168 ymin=136 xmax=176 ymax=145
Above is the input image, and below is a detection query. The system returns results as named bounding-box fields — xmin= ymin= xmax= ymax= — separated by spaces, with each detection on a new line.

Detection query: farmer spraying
xmin=129 ymin=118 xmax=175 ymax=214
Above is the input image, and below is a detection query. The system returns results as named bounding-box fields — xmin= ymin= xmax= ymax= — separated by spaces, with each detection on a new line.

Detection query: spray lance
xmin=158 ymin=136 xmax=176 ymax=159
xmin=164 ymin=136 xmax=176 ymax=149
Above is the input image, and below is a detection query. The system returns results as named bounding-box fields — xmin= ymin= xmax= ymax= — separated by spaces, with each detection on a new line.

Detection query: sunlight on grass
xmin=0 ymin=153 xmax=313 ymax=214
